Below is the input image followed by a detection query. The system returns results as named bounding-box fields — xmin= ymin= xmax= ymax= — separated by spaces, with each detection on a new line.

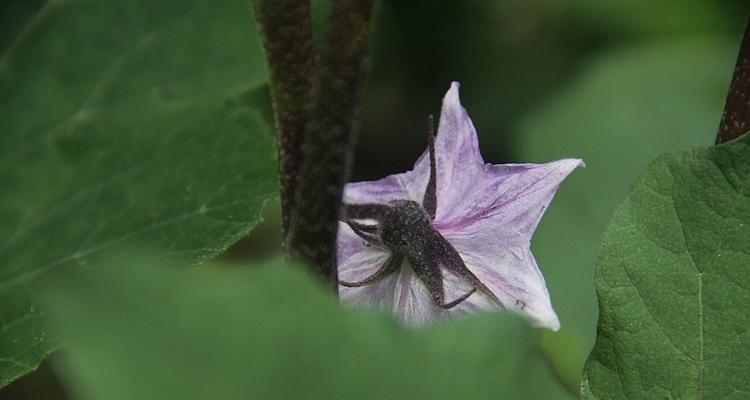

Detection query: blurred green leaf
xmin=0 ymin=0 xmax=274 ymax=387
xmin=537 ymin=329 xmax=587 ymax=396
xmin=0 ymin=0 xmax=45 ymax=55
xmin=43 ymin=254 xmax=572 ymax=400
xmin=581 ymin=134 xmax=750 ymax=399
xmin=517 ymin=37 xmax=735 ymax=376
xmin=561 ymin=0 xmax=743 ymax=35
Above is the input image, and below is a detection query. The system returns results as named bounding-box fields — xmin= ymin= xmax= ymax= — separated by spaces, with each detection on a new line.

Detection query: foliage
xmin=582 ymin=134 xmax=750 ymax=399
xmin=0 ymin=0 xmax=276 ymax=387
xmin=1 ymin=0 xmax=749 ymax=398
xmin=518 ymin=37 xmax=735 ymax=374
xmin=45 ymin=254 xmax=571 ymax=400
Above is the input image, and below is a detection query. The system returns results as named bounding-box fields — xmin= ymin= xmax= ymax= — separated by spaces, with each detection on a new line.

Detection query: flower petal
xmin=337 ymin=82 xmax=580 ymax=330
xmin=412 ymin=82 xmax=486 ymax=221
xmin=337 ymin=222 xmax=398 ymax=309
xmin=339 ymin=236 xmax=439 ymax=328
xmin=436 ymin=159 xmax=584 ymax=242
xmin=343 ymin=168 xmax=428 ymax=205
xmin=392 ymin=264 xmax=440 ymax=327
xmin=442 ymin=230 xmax=561 ymax=331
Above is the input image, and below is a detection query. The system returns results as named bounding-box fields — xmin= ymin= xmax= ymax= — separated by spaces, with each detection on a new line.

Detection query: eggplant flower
xmin=337 ymin=82 xmax=582 ymax=330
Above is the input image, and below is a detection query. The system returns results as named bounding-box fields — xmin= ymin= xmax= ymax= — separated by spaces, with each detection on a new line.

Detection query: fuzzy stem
xmin=717 ymin=16 xmax=750 ymax=144
xmin=251 ymin=0 xmax=316 ymax=246
xmin=287 ymin=0 xmax=376 ymax=291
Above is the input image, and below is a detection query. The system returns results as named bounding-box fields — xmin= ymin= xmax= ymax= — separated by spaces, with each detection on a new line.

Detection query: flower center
xmin=379 ymin=199 xmax=436 ymax=254
xmin=341 ymin=198 xmax=497 ymax=309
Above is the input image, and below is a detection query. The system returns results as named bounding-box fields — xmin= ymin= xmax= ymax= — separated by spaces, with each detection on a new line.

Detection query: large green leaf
xmin=42 ymin=254 xmax=572 ymax=400
xmin=517 ymin=37 xmax=735 ymax=374
xmin=581 ymin=134 xmax=750 ymax=399
xmin=0 ymin=0 xmax=275 ymax=387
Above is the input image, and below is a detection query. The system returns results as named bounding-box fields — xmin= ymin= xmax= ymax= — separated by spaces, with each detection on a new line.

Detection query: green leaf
xmin=537 ymin=329 xmax=587 ymax=396
xmin=0 ymin=0 xmax=275 ymax=387
xmin=42 ymin=253 xmax=572 ymax=400
xmin=581 ymin=134 xmax=750 ymax=399
xmin=517 ymin=37 xmax=735 ymax=374
xmin=0 ymin=0 xmax=45 ymax=55
xmin=562 ymin=0 xmax=741 ymax=35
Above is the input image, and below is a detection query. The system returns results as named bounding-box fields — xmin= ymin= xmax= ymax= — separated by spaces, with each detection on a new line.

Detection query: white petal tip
xmin=527 ymin=307 xmax=561 ymax=331
xmin=559 ymin=158 xmax=585 ymax=169
xmin=545 ymin=158 xmax=585 ymax=182
xmin=540 ymin=317 xmax=561 ymax=332
xmin=444 ymin=82 xmax=461 ymax=103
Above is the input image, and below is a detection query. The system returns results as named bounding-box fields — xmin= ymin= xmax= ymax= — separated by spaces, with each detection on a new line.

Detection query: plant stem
xmin=288 ymin=0 xmax=376 ymax=292
xmin=251 ymin=0 xmax=316 ymax=245
xmin=717 ymin=16 xmax=750 ymax=144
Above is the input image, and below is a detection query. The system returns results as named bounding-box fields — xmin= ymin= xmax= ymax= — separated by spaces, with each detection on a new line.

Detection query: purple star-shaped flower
xmin=337 ymin=82 xmax=582 ymax=330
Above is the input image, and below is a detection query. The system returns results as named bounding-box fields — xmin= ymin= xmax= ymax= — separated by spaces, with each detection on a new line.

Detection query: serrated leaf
xmin=581 ymin=134 xmax=750 ymax=399
xmin=42 ymin=253 xmax=572 ymax=400
xmin=0 ymin=0 xmax=275 ymax=387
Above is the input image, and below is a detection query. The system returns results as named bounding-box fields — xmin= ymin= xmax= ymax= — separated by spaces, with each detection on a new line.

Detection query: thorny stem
xmin=250 ymin=0 xmax=316 ymax=246
xmin=717 ymin=16 xmax=750 ymax=144
xmin=287 ymin=0 xmax=376 ymax=292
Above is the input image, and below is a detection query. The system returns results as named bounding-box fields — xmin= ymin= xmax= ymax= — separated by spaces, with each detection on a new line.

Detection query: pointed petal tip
xmin=527 ymin=306 xmax=561 ymax=332
xmin=549 ymin=158 xmax=585 ymax=180
xmin=559 ymin=158 xmax=585 ymax=169
xmin=444 ymin=81 xmax=462 ymax=105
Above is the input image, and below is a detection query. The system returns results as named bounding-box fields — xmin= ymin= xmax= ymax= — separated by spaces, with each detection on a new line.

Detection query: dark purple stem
xmin=287 ymin=0 xmax=376 ymax=291
xmin=251 ymin=0 xmax=316 ymax=246
xmin=717 ymin=16 xmax=750 ymax=144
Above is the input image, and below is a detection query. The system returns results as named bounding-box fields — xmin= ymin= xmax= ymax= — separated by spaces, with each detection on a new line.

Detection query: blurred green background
xmin=2 ymin=0 xmax=747 ymax=398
